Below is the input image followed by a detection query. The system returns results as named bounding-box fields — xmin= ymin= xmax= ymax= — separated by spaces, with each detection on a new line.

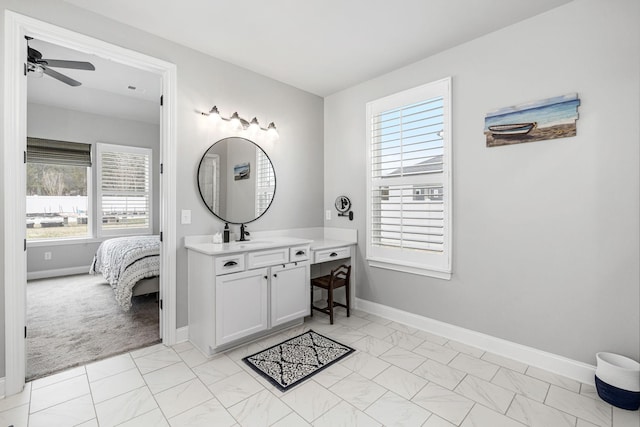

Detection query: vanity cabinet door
xmin=215 ymin=267 xmax=269 ymax=346
xmin=270 ymin=262 xmax=310 ymax=327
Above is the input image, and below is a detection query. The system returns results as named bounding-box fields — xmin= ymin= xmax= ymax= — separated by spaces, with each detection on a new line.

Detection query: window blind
xmin=27 ymin=137 xmax=92 ymax=167
xmin=97 ymin=144 xmax=151 ymax=233
xmin=370 ymin=97 xmax=445 ymax=253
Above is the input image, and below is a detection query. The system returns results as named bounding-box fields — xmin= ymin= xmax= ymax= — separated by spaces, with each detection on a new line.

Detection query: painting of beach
xmin=485 ymin=93 xmax=580 ymax=147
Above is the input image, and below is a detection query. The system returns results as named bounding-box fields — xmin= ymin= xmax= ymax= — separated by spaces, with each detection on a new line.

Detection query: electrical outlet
xmin=44 ymin=252 xmax=52 ymax=260
xmin=325 ymin=210 xmax=331 ymax=220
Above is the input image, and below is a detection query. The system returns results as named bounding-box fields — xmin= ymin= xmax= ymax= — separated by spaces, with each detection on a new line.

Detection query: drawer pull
xmin=223 ymin=260 xmax=238 ymax=267
xmin=295 ymin=250 xmax=305 ymax=256
xmin=330 ymin=252 xmax=338 ymax=257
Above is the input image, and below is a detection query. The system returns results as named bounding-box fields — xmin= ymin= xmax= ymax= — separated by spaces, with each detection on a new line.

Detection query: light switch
xmin=181 ymin=209 xmax=192 ymax=225
xmin=325 ymin=210 xmax=331 ymax=220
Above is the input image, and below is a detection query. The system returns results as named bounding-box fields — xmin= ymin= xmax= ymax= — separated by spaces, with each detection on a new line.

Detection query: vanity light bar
xmin=200 ymin=106 xmax=277 ymax=134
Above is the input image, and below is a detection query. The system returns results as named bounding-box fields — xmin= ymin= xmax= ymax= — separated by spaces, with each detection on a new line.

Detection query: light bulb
xmin=230 ymin=112 xmax=242 ymax=129
xmin=267 ymin=122 xmax=278 ymax=136
xmin=208 ymin=106 xmax=220 ymax=122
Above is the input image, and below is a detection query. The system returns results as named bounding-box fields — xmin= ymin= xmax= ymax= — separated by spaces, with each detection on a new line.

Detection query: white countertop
xmin=185 ymin=236 xmax=313 ymax=256
xmin=184 ymin=228 xmax=357 ymax=256
xmin=310 ymin=239 xmax=357 ymax=251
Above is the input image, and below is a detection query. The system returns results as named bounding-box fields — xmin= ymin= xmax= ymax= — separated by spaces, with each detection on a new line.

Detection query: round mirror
xmin=197 ymin=137 xmax=276 ymax=224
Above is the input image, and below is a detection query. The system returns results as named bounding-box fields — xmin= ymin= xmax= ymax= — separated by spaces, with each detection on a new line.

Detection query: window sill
xmin=27 ymin=237 xmax=105 ymax=248
xmin=367 ymin=257 xmax=451 ymax=280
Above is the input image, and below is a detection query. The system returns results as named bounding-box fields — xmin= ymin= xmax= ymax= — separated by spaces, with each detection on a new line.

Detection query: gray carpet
xmin=27 ymin=274 xmax=160 ymax=381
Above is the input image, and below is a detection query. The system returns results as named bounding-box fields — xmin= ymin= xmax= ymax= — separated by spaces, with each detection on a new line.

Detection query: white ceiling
xmin=27 ymin=38 xmax=161 ymax=124
xmin=63 ymin=0 xmax=572 ymax=97
xmin=30 ymin=1 xmax=572 ymax=122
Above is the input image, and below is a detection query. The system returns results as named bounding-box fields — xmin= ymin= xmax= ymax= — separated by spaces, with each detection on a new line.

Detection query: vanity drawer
xmin=215 ymin=254 xmax=246 ymax=275
xmin=314 ymin=246 xmax=351 ymax=263
xmin=247 ymin=248 xmax=289 ymax=269
xmin=290 ymin=245 xmax=310 ymax=262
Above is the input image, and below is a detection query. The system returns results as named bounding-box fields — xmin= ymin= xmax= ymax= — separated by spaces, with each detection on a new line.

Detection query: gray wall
xmin=0 ymin=0 xmax=324 ymax=378
xmin=26 ymin=103 xmax=160 ymax=274
xmin=324 ymin=0 xmax=639 ymax=365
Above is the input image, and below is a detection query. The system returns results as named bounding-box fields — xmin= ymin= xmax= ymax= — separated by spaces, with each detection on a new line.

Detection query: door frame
xmin=3 ymin=11 xmax=178 ymax=396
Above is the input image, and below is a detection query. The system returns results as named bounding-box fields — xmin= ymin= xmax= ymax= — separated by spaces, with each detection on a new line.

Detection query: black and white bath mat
xmin=243 ymin=330 xmax=355 ymax=391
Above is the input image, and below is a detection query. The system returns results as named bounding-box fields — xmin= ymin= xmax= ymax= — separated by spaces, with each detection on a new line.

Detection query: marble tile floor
xmin=1 ymin=309 xmax=638 ymax=427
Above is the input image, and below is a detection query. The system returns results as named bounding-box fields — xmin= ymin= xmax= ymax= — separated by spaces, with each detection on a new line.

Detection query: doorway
xmin=4 ymin=11 xmax=177 ymax=396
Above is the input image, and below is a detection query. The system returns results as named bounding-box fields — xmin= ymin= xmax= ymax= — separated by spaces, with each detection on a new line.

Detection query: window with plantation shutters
xmin=96 ymin=143 xmax=152 ymax=236
xmin=366 ymin=78 xmax=452 ymax=279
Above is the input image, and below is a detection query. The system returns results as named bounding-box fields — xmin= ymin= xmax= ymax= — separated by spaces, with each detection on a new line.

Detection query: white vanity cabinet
xmin=271 ymin=262 xmax=310 ymax=327
xmin=186 ymin=237 xmax=312 ymax=356
xmin=215 ymin=267 xmax=269 ymax=346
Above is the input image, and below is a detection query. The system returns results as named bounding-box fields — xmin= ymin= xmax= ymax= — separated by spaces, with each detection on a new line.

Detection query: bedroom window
xmin=96 ymin=143 xmax=152 ymax=237
xmin=366 ymin=77 xmax=452 ymax=279
xmin=26 ymin=138 xmax=91 ymax=241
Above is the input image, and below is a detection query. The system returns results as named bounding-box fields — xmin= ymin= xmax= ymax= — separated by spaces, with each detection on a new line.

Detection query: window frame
xmin=25 ymin=138 xmax=93 ymax=243
xmin=365 ymin=77 xmax=452 ymax=280
xmin=96 ymin=142 xmax=153 ymax=237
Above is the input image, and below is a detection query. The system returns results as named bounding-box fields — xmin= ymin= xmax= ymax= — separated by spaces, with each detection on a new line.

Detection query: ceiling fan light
xmin=249 ymin=117 xmax=260 ymax=130
xmin=32 ymin=64 xmax=44 ymax=78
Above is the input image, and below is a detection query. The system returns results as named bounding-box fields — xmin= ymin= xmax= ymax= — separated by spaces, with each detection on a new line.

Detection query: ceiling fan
xmin=26 ymin=36 xmax=95 ymax=87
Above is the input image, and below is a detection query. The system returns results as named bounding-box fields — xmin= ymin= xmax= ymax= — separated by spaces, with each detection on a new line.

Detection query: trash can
xmin=595 ymin=352 xmax=640 ymax=410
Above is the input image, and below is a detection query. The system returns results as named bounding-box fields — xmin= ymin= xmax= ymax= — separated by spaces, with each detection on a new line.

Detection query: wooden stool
xmin=310 ymin=264 xmax=351 ymax=324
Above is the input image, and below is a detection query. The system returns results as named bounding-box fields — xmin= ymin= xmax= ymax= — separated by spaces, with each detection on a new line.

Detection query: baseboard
xmin=176 ymin=326 xmax=189 ymax=343
xmin=355 ymin=298 xmax=596 ymax=385
xmin=27 ymin=266 xmax=89 ymax=281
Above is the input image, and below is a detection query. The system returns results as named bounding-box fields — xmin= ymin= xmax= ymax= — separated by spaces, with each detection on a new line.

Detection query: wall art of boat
xmin=488 ymin=122 xmax=537 ymax=135
xmin=484 ymin=93 xmax=580 ymax=147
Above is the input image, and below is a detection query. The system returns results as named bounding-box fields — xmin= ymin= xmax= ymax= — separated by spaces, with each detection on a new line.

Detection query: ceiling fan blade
xmin=42 ymin=66 xmax=82 ymax=87
xmin=42 ymin=59 xmax=95 ymax=71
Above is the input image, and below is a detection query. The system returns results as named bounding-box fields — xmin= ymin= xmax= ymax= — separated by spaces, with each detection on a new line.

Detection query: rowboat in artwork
xmin=488 ymin=122 xmax=537 ymax=135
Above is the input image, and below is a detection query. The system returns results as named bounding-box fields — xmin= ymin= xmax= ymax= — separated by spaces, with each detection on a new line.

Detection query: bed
xmin=90 ymin=235 xmax=160 ymax=311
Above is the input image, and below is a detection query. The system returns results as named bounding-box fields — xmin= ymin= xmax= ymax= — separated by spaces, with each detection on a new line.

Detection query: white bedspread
xmin=90 ymin=235 xmax=160 ymax=311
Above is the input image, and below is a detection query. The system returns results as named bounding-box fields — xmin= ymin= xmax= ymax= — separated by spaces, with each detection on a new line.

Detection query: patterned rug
xmin=243 ymin=330 xmax=355 ymax=391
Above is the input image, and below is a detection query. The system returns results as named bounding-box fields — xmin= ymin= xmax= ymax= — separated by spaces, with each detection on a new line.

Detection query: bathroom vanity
xmin=185 ymin=229 xmax=356 ymax=356
xmin=185 ymin=237 xmax=312 ymax=356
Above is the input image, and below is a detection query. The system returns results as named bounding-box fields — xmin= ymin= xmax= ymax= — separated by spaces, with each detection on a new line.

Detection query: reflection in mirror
xmin=197 ymin=137 xmax=276 ymax=224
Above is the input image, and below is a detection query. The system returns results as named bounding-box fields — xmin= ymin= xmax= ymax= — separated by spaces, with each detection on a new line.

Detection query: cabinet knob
xmin=273 ymin=273 xmax=278 ymax=278
xmin=263 ymin=275 xmax=268 ymax=280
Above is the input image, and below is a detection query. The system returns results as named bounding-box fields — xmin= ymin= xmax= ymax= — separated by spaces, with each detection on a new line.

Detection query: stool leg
xmin=328 ymin=286 xmax=334 ymax=325
xmin=310 ymin=283 xmax=313 ymax=317
xmin=346 ymin=281 xmax=351 ymax=318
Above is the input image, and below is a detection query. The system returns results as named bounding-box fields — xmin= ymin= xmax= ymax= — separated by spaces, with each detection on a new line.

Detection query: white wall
xmin=0 ymin=0 xmax=324 ymax=377
xmin=324 ymin=0 xmax=639 ymax=365
xmin=26 ymin=103 xmax=160 ymax=275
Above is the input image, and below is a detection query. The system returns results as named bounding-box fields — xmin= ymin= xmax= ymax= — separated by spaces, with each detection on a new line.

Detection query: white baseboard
xmin=176 ymin=326 xmax=189 ymax=343
xmin=355 ymin=298 xmax=596 ymax=386
xmin=27 ymin=266 xmax=90 ymax=281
